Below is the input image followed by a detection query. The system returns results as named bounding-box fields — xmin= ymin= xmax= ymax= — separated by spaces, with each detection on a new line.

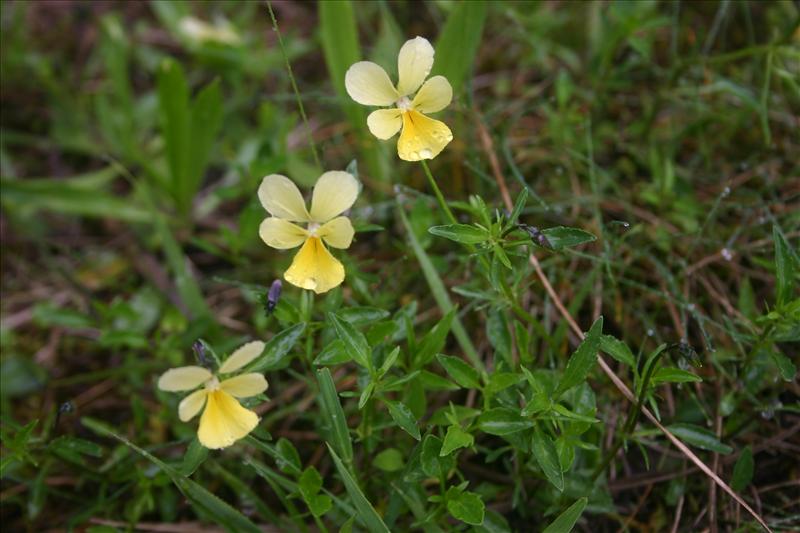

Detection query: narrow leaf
xmin=555 ymin=316 xmax=603 ymax=398
xmin=540 ymin=226 xmax=597 ymax=250
xmin=330 ymin=312 xmax=371 ymax=369
xmin=432 ymin=1 xmax=488 ymax=92
xmin=532 ymin=427 xmax=563 ymax=491
xmin=316 ymin=368 xmax=353 ymax=463
xmin=667 ymin=423 xmax=733 ymax=454
xmin=542 ymin=497 xmax=588 ymax=533
xmin=436 ymin=354 xmax=481 ymax=389
xmin=327 ymin=444 xmax=390 ymax=533
xmin=428 ymin=224 xmax=489 ymax=244
xmin=385 ymin=400 xmax=421 ymax=441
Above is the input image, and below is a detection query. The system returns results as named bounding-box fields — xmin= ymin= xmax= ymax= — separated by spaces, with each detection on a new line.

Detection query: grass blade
xmin=326 ymin=443 xmax=390 ymax=533
xmin=397 ymin=204 xmax=483 ymax=372
xmin=542 ymin=497 xmax=587 ymax=533
xmin=432 ymin=1 xmax=488 ymax=92
xmin=316 ymin=368 xmax=353 ymax=464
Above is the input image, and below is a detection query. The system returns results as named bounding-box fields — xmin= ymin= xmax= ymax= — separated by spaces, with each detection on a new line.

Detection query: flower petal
xmin=318 ymin=216 xmax=354 ymax=249
xmin=219 ymin=341 xmax=266 ymax=374
xmin=397 ymin=110 xmax=453 ymax=161
xmin=197 ymin=390 xmax=259 ymax=449
xmin=397 ymin=36 xmax=434 ymax=96
xmin=284 ymin=237 xmax=345 ymax=294
xmin=367 ymin=109 xmax=403 ymax=140
xmin=220 ymin=373 xmax=268 ymax=398
xmin=345 ymin=61 xmax=398 ymax=106
xmin=178 ymin=389 xmax=207 ymax=421
xmin=158 ymin=366 xmax=212 ymax=392
xmin=412 ymin=75 xmax=452 ymax=114
xmin=258 ymin=174 xmax=310 ymax=222
xmin=259 ymin=218 xmax=308 ymax=250
xmin=309 ymin=171 xmax=359 ymax=222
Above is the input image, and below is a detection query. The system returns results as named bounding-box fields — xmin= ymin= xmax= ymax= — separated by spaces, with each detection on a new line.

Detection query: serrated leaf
xmin=436 ymin=354 xmax=481 ymax=389
xmin=542 ymin=497 xmax=587 ymax=533
xmin=540 ymin=226 xmax=597 ymax=250
xmin=555 ymin=317 xmax=603 ymax=398
xmin=532 ymin=427 xmax=563 ymax=491
xmin=429 ymin=224 xmax=489 ymax=244
xmin=385 ymin=400 xmax=420 ymax=440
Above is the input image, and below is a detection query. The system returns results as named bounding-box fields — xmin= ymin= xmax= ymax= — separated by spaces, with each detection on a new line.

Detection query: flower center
xmin=307 ymin=222 xmax=320 ymax=236
xmin=205 ymin=376 xmax=220 ymax=391
xmin=396 ymin=96 xmax=412 ymax=111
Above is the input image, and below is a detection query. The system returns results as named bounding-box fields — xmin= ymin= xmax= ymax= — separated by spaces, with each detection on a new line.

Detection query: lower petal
xmin=197 ymin=390 xmax=259 ymax=449
xmin=284 ymin=237 xmax=345 ymax=294
xmin=397 ymin=110 xmax=453 ymax=161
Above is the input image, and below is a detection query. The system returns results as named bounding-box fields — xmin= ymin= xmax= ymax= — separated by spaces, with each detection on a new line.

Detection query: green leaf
xmin=531 ymin=427 xmax=563 ymax=491
xmin=338 ymin=307 xmax=390 ymax=326
xmin=274 ymin=438 xmax=302 ymax=475
xmin=358 ymin=381 xmax=375 ymax=410
xmin=440 ymin=425 xmax=474 ymax=456
xmin=421 ymin=435 xmax=454 ymax=478
xmin=385 ymin=400 xmax=420 ymax=441
xmin=157 ymin=59 xmax=190 ymax=208
xmin=667 ymin=423 xmax=733 ymax=454
xmin=316 ymin=368 xmax=353 ymax=463
xmin=477 ymin=408 xmax=534 ymax=436
xmin=731 ymin=446 xmax=754 ymax=493
xmin=436 ymin=354 xmax=481 ymax=389
xmin=415 ymin=309 xmax=455 ymax=367
xmin=187 ymin=79 xmax=222 ymax=205
xmin=428 ymin=224 xmax=489 ymax=244
xmin=650 ymin=367 xmax=703 ymax=385
xmin=542 ymin=497 xmax=588 ymax=533
xmin=485 ymin=372 xmax=522 ymax=396
xmin=330 ymin=312 xmax=371 ymax=369
xmin=432 ymin=0 xmax=488 ymax=92
xmin=373 ymin=448 xmax=404 ymax=472
xmin=314 ymin=339 xmax=351 ymax=366
xmin=179 ymin=438 xmax=208 ymax=476
xmin=446 ymin=487 xmax=485 ymax=526
xmin=81 ymin=418 xmax=261 ymax=533
xmin=378 ymin=346 xmax=400 ymax=377
xmin=599 ymin=335 xmax=636 ymax=367
xmin=0 ymin=175 xmax=151 ymax=223
xmin=299 ymin=466 xmax=332 ymax=516
xmin=248 ymin=323 xmax=306 ymax=371
xmin=326 ymin=444 xmax=390 ymax=533
xmin=773 ymin=225 xmax=796 ymax=306
xmin=540 ymin=226 xmax=597 ymax=250
xmin=555 ymin=316 xmax=603 ymax=398
xmin=770 ymin=351 xmax=797 ymax=382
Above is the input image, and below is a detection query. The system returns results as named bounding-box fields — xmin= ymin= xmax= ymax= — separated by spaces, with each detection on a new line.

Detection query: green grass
xmin=1 ymin=1 xmax=798 ymax=531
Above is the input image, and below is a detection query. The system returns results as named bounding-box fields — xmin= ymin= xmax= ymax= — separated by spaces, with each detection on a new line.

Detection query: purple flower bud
xmin=265 ymin=279 xmax=282 ymax=315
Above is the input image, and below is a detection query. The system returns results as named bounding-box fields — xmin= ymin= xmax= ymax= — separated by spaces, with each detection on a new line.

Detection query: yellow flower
xmin=345 ymin=36 xmax=453 ymax=161
xmin=258 ymin=171 xmax=359 ymax=294
xmin=157 ymin=341 xmax=268 ymax=450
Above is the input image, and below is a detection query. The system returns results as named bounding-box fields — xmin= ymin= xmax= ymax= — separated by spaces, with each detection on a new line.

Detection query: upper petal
xmin=284 ymin=237 xmax=345 ymax=294
xmin=397 ymin=110 xmax=453 ymax=161
xmin=257 ymin=174 xmax=310 ymax=222
xmin=197 ymin=390 xmax=259 ymax=449
xmin=309 ymin=171 xmax=360 ymax=222
xmin=220 ymin=373 xmax=269 ymax=398
xmin=345 ymin=61 xmax=398 ymax=106
xmin=367 ymin=109 xmax=403 ymax=140
xmin=158 ymin=366 xmax=212 ymax=392
xmin=219 ymin=341 xmax=265 ymax=374
xmin=412 ymin=76 xmax=452 ymax=114
xmin=318 ymin=216 xmax=355 ymax=249
xmin=259 ymin=218 xmax=308 ymax=250
xmin=178 ymin=389 xmax=208 ymax=421
xmin=397 ymin=36 xmax=434 ymax=96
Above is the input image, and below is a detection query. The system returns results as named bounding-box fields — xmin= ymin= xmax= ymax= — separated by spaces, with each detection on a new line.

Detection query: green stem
xmin=421 ymin=160 xmax=458 ymax=225
xmin=267 ymin=1 xmax=322 ymax=171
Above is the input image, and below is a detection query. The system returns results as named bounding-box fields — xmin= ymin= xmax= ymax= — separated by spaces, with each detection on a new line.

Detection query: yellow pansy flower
xmin=157 ymin=341 xmax=268 ymax=450
xmin=258 ymin=171 xmax=359 ymax=294
xmin=345 ymin=36 xmax=453 ymax=161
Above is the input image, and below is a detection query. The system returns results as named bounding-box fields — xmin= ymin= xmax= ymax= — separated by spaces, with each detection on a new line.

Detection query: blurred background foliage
xmin=1 ymin=0 xmax=798 ymax=531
